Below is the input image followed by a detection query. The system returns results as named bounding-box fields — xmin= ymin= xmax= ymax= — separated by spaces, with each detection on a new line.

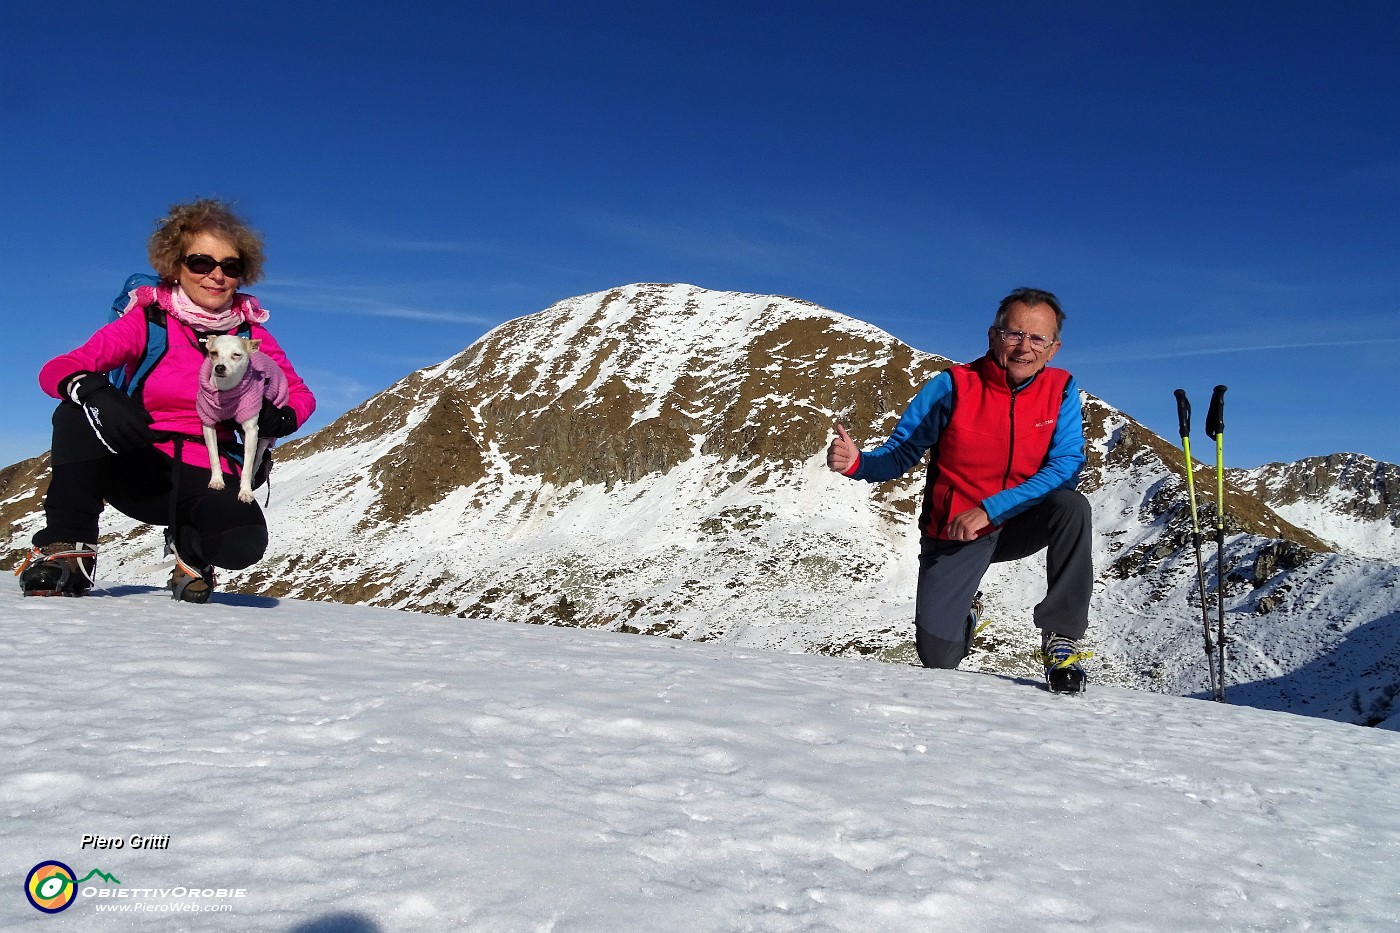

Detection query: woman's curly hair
xmin=147 ymin=199 xmax=266 ymax=285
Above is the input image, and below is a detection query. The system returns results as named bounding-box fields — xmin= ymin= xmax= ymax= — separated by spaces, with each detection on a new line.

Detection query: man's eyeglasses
xmin=995 ymin=328 xmax=1056 ymax=351
xmin=182 ymin=254 xmax=246 ymax=279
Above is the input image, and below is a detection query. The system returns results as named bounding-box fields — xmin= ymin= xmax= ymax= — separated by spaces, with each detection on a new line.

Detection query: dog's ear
xmin=248 ymin=338 xmax=263 ymax=353
xmin=199 ymin=335 xmax=216 ymax=356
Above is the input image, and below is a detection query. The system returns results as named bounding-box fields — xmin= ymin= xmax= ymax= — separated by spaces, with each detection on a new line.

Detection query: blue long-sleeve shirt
xmin=850 ymin=367 xmax=1087 ymax=525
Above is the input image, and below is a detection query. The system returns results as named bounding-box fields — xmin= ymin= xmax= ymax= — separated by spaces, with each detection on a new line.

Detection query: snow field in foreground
xmin=4 ymin=586 xmax=1398 ymax=931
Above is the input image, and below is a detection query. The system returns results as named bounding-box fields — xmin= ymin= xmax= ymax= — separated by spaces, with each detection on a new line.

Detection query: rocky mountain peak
xmin=1232 ymin=453 xmax=1400 ymax=561
xmin=324 ymin=283 xmax=953 ymax=516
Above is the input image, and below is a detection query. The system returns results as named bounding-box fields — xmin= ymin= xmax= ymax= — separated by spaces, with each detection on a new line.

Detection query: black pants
xmin=914 ymin=488 xmax=1093 ymax=669
xmin=34 ymin=402 xmax=268 ymax=571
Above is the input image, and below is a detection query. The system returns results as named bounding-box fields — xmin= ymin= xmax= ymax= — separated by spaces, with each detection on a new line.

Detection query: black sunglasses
xmin=181 ymin=254 xmax=246 ymax=278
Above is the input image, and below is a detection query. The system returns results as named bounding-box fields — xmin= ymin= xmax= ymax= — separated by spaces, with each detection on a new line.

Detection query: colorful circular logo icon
xmin=25 ymin=861 xmax=77 ymax=913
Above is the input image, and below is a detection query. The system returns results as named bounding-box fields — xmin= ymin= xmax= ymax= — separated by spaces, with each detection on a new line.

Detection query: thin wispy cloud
xmin=291 ymin=368 xmax=373 ymax=409
xmin=292 ymin=216 xmax=507 ymax=259
xmin=319 ymin=218 xmax=615 ymax=284
xmin=1332 ymin=160 xmax=1400 ymax=187
xmin=260 ymin=280 xmax=499 ymax=326
xmin=575 ymin=206 xmax=865 ymax=286
xmin=371 ymin=236 xmax=502 ymax=255
xmin=1082 ymin=336 xmax=1400 ymax=364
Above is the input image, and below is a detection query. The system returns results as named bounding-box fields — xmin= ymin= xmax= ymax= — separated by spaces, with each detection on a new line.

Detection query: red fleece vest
xmin=921 ymin=355 xmax=1071 ymax=539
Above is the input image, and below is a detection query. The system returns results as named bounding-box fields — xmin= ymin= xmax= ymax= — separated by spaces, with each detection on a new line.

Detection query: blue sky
xmin=3 ymin=1 xmax=1397 ymax=470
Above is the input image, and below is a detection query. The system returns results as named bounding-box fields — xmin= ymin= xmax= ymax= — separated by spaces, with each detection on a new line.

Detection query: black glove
xmin=256 ymin=401 xmax=299 ymax=439
xmin=61 ymin=371 xmax=157 ymax=454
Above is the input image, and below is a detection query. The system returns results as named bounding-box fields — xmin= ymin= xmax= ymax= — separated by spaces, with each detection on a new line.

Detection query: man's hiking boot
xmin=16 ymin=542 xmax=97 ymax=596
xmin=1042 ymin=632 xmax=1091 ymax=694
xmin=169 ymin=555 xmax=216 ymax=604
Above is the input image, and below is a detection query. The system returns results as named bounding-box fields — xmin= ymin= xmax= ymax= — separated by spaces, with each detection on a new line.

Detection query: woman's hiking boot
xmin=16 ymin=542 xmax=97 ymax=596
xmin=169 ymin=555 xmax=216 ymax=604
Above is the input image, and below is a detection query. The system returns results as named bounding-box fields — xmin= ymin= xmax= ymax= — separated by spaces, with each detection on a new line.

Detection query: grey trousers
xmin=914 ymin=488 xmax=1093 ymax=669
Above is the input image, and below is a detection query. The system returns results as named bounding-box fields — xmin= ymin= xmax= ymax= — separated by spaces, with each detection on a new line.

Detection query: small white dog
xmin=198 ymin=334 xmax=290 ymax=503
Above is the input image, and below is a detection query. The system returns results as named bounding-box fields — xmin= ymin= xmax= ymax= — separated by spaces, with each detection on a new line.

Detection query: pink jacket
xmin=197 ymin=350 xmax=291 ymax=427
xmin=40 ymin=288 xmax=316 ymax=470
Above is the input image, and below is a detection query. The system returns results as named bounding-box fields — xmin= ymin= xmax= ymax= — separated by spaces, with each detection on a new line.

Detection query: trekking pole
xmin=1205 ymin=385 xmax=1228 ymax=702
xmin=1174 ymin=389 xmax=1219 ymax=700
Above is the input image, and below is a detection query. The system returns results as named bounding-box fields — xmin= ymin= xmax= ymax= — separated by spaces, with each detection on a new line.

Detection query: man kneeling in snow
xmin=825 ymin=287 xmax=1093 ymax=693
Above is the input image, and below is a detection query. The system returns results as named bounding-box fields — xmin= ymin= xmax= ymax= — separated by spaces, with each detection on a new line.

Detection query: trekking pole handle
xmin=1174 ymin=388 xmax=1191 ymax=438
xmin=1206 ymin=385 xmax=1227 ymax=439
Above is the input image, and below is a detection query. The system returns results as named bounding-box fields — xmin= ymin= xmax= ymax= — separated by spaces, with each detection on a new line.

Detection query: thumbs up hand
xmin=826 ymin=422 xmax=860 ymax=475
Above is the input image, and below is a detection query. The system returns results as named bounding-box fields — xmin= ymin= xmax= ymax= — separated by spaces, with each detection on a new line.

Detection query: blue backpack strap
xmin=109 ymin=273 xmax=165 ymax=396
xmin=128 ymin=307 xmax=169 ymax=400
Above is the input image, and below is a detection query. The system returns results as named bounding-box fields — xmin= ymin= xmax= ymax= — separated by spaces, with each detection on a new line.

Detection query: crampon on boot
xmin=968 ymin=591 xmax=988 ymax=639
xmin=168 ymin=554 xmax=216 ymax=604
xmin=1042 ymin=632 xmax=1091 ymax=695
xmin=16 ymin=542 xmax=97 ymax=596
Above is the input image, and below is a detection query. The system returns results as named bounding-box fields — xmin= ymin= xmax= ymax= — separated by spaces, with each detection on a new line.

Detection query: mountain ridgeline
xmin=3 ymin=284 xmax=1397 ymax=725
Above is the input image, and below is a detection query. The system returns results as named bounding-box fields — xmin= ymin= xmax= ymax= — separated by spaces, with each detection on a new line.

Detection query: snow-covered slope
xmin=5 ymin=589 xmax=1399 ymax=931
xmin=3 ymin=284 xmax=1398 ymax=727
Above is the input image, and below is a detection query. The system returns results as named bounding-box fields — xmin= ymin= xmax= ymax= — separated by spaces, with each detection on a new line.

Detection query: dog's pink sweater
xmin=197 ymin=351 xmax=291 ymax=427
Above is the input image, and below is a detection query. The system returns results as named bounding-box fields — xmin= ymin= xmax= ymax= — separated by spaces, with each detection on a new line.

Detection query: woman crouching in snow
xmin=18 ymin=199 xmax=315 ymax=602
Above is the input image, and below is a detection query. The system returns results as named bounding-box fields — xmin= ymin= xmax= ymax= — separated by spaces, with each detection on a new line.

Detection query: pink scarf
xmin=118 ymin=283 xmax=270 ymax=332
